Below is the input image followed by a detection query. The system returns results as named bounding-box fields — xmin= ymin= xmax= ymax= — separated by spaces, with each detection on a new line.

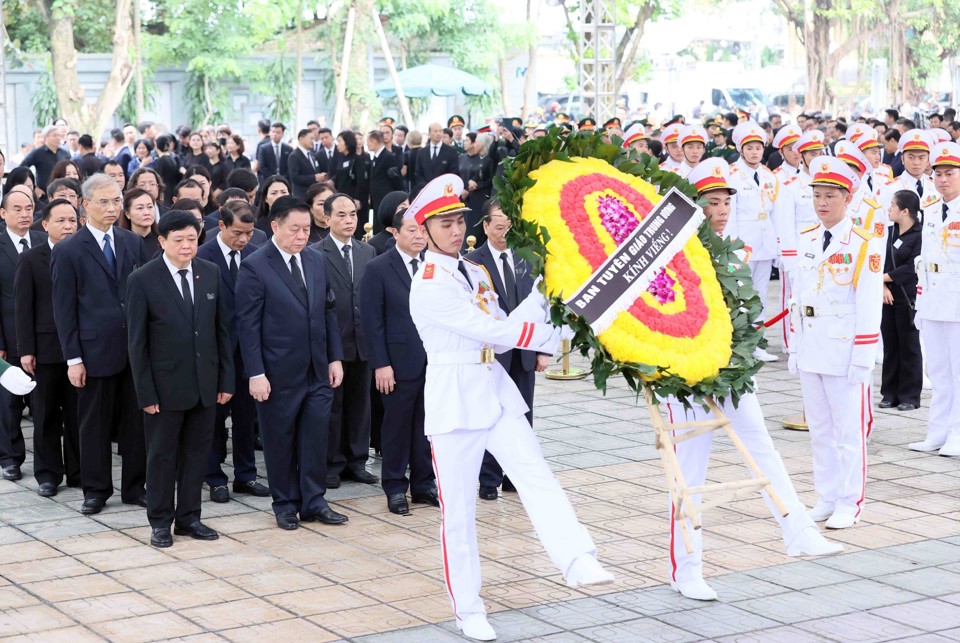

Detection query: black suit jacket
xmin=287 ymin=147 xmax=321 ymax=197
xmin=413 ymin=143 xmax=460 ymax=196
xmin=368 ymin=149 xmax=403 ymax=218
xmin=360 ymin=248 xmax=426 ymax=381
xmin=368 ymin=230 xmax=396 ymax=256
xmin=0 ymin=230 xmax=47 ymax=359
xmin=315 ymin=147 xmax=341 ymax=176
xmin=52 ymin=226 xmax=147 ymax=377
xmin=13 ymin=239 xmax=60 ymax=363
xmin=466 ymin=243 xmax=538 ymax=372
xmin=255 ymin=141 xmax=292 ymax=182
xmin=202 ymin=212 xmax=268 ymax=246
xmin=235 ymin=243 xmax=344 ymax=383
xmin=196 ymin=236 xmax=258 ymax=353
xmin=126 ymin=257 xmax=234 ymax=410
xmin=313 ymin=236 xmax=375 ymax=362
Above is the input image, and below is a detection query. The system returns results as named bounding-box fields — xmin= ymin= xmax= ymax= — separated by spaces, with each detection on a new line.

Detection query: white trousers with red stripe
xmin=749 ymin=259 xmax=773 ymax=321
xmin=920 ymin=320 xmax=960 ymax=444
xmin=799 ymin=371 xmax=870 ymax=514
xmin=665 ymin=393 xmax=815 ymax=583
xmin=429 ymin=413 xmax=596 ymax=619
xmin=779 ymin=270 xmax=792 ymax=351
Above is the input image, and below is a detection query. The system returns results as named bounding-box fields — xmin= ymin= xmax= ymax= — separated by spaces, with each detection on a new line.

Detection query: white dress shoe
xmin=457 ymin=614 xmax=496 ymax=641
xmin=939 ymin=440 xmax=960 ymax=457
xmin=825 ymin=508 xmax=861 ymax=529
xmin=807 ymin=499 xmax=835 ymax=522
xmin=565 ymin=554 xmax=615 ymax=588
xmin=671 ymin=577 xmax=718 ymax=601
xmin=909 ymin=439 xmax=945 ymax=453
xmin=786 ymin=527 xmax=844 ymax=557
xmin=753 ymin=348 xmax=779 ymax=362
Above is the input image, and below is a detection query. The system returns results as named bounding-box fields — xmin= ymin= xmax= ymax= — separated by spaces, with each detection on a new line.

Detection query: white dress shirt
xmin=396 ymin=247 xmax=419 ymax=279
xmin=6 ymin=228 xmax=29 ymax=253
xmin=163 ymin=254 xmax=193 ymax=302
xmin=272 ymin=238 xmax=305 ymax=278
xmin=491 ymin=246 xmax=514 ymax=290
xmin=216 ymin=233 xmax=241 ymax=268
xmin=331 ymin=235 xmax=353 ymax=274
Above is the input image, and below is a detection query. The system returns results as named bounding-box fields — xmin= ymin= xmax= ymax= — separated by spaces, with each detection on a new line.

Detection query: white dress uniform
xmin=834 ymin=140 xmax=889 ymax=242
xmin=729 ymin=158 xmax=779 ymax=315
xmin=789 ymin=160 xmax=883 ymax=527
xmin=879 ymin=130 xmax=939 ymax=209
xmin=913 ymin=146 xmax=960 ymax=454
xmin=660 ymin=123 xmax=683 ymax=172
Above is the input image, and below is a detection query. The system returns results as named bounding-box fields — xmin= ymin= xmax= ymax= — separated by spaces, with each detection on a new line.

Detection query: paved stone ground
xmin=1 ymin=283 xmax=958 ymax=642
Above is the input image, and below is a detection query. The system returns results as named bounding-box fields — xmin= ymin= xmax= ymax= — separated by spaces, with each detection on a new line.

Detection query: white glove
xmin=0 ymin=367 xmax=36 ymax=395
xmin=847 ymin=364 xmax=872 ymax=385
xmin=787 ymin=354 xmax=798 ymax=375
xmin=560 ymin=324 xmax=576 ymax=341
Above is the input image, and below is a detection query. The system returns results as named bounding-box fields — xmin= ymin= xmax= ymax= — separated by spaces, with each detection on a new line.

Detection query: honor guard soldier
xmin=881 ymin=129 xmax=938 ymax=207
xmin=577 ymin=117 xmax=597 ymax=132
xmin=660 ymin=123 xmax=684 ymax=172
xmin=910 ymin=142 xmax=960 ymax=455
xmin=603 ymin=117 xmax=623 ymax=142
xmin=771 ymin=125 xmax=803 ymax=179
xmin=835 ymin=140 xmax=888 ymax=240
xmin=665 ymin=159 xmax=842 ymax=602
xmin=848 ymin=124 xmax=893 ymax=192
xmin=674 ymin=124 xmax=708 ymax=178
xmin=408 ymin=175 xmax=613 ymax=641
xmin=448 ymin=115 xmax=467 ymax=153
xmin=788 ymin=156 xmax=883 ymax=529
xmin=729 ymin=122 xmax=780 ymax=361
xmin=622 ymin=122 xmax=651 ymax=155
xmin=929 ymin=128 xmax=953 ymax=145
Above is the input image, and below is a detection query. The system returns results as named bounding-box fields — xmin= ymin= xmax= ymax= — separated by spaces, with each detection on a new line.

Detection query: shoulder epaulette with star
xmin=729 ymin=165 xmax=740 ymax=175
xmin=801 ymin=223 xmax=820 ymax=234
xmin=852 ymin=227 xmax=875 ymax=241
xmin=783 ymin=175 xmax=799 ymax=187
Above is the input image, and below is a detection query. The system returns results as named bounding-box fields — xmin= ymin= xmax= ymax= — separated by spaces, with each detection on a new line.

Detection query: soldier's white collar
xmin=423 ymin=249 xmax=462 ymax=270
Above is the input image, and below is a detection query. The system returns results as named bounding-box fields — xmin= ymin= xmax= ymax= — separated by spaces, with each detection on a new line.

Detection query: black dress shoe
xmin=173 ymin=521 xmax=219 ymax=541
xmin=210 ymin=485 xmax=230 ymax=503
xmin=123 ymin=495 xmax=148 ymax=508
xmin=387 ymin=493 xmax=410 ymax=515
xmin=411 ymin=490 xmax=440 ymax=507
xmin=344 ymin=468 xmax=379 ymax=485
xmin=233 ymin=480 xmax=270 ymax=497
xmin=302 ymin=506 xmax=349 ymax=525
xmin=150 ymin=527 xmax=173 ymax=548
xmin=501 ymin=476 xmax=517 ymax=493
xmin=2 ymin=465 xmax=21 ymax=481
xmin=276 ymin=512 xmax=299 ymax=530
xmin=898 ymin=402 xmax=919 ymax=411
xmin=878 ymin=399 xmax=897 ymax=409
xmin=37 ymin=482 xmax=58 ymax=497
xmin=81 ymin=498 xmax=105 ymax=515
xmin=479 ymin=486 xmax=498 ymax=501
xmin=326 ymin=474 xmax=341 ymax=489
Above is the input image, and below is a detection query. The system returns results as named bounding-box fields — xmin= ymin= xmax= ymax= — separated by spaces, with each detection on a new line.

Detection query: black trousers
xmin=144 ymin=401 xmax=215 ymax=528
xmin=380 ymin=375 xmax=433 ymax=497
xmin=880 ymin=300 xmax=923 ymax=406
xmin=327 ymin=359 xmax=371 ymax=477
xmin=257 ymin=367 xmax=332 ymax=517
xmin=206 ymin=349 xmax=257 ymax=487
xmin=77 ymin=367 xmax=146 ymax=502
xmin=480 ymin=351 xmax=535 ymax=489
xmin=370 ymin=376 xmax=383 ymax=454
xmin=0 ymin=365 xmax=26 ymax=469
xmin=32 ymin=362 xmax=80 ymax=486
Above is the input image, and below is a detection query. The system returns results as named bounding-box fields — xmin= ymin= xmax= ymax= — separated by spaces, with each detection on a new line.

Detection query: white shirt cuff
xmin=67 ymin=358 xmax=83 ymax=366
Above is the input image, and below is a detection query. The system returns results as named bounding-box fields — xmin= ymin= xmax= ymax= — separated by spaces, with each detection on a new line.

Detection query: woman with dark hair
xmin=254 ymin=175 xmax=291 ymax=238
xmin=4 ymin=167 xmax=37 ymax=201
xmin=153 ymin=134 xmax=183 ymax=205
xmin=224 ymin=134 xmax=251 ymax=172
xmin=120 ymin=188 xmax=161 ymax=258
xmin=305 ymin=180 xmax=335 ymax=243
xmin=333 ymin=130 xmax=369 ymax=210
xmin=172 ymin=198 xmax=208 ymax=245
xmin=183 ymin=132 xmax=206 ymax=169
xmin=203 ymin=141 xmax=226 ymax=194
xmin=126 ymin=139 xmax=155 ymax=177
xmin=129 ymin=167 xmax=168 ymax=219
xmin=459 ymin=133 xmax=496 ymax=245
xmin=183 ymin=165 xmax=217 ymax=214
xmin=49 ymin=159 xmax=82 ymax=184
xmin=880 ymin=189 xmax=923 ymax=411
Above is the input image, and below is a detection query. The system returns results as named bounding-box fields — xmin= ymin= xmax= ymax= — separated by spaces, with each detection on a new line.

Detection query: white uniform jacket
xmin=788 ymin=217 xmax=884 ymax=376
xmin=848 ymin=187 xmax=888 ymax=241
xmin=917 ymin=194 xmax=960 ymax=323
xmin=728 ymin=160 xmax=778 ymax=261
xmin=772 ymin=169 xmax=816 ymax=274
xmin=410 ymin=250 xmax=560 ymax=436
xmin=879 ymin=172 xmax=937 ymax=210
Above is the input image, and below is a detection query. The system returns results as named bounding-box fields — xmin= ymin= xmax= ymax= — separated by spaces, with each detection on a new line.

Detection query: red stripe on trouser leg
xmin=430 ymin=443 xmax=459 ymax=618
xmin=866 ymin=384 xmax=874 ymax=438
xmin=781 ymin=274 xmax=789 ymax=348
xmin=855 ymin=384 xmax=868 ymax=517
xmin=667 ymin=403 xmax=678 ymax=581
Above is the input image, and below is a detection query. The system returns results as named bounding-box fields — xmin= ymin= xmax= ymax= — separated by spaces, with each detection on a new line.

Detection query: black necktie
xmin=342 ymin=244 xmax=353 ymax=282
xmin=457 ymin=261 xmax=472 ymax=289
xmin=432 ymin=145 xmax=438 ymax=160
xmin=228 ymin=250 xmax=238 ymax=282
xmin=410 ymin=258 xmax=419 ymax=276
xmin=289 ymin=255 xmax=307 ymax=299
xmin=822 ymin=230 xmax=832 ymax=252
xmin=500 ymin=252 xmax=518 ymax=310
xmin=18 ymin=239 xmax=28 ymax=254
xmin=103 ymin=233 xmax=117 ymax=278
xmin=328 ymin=149 xmax=333 ymax=160
xmin=753 ymin=171 xmax=759 ymax=186
xmin=867 ymin=175 xmax=873 ymax=192
xmin=274 ymin=144 xmax=281 ymax=165
xmin=917 ymin=179 xmax=924 ymax=198
xmin=178 ymin=269 xmax=193 ymax=315
xmin=944 ymin=203 xmax=950 ymax=223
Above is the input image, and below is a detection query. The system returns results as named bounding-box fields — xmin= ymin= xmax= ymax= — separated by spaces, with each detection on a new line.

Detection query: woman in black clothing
xmin=333 ymin=130 xmax=369 ymax=211
xmin=152 ymin=134 xmax=183 ymax=205
xmin=459 ymin=132 xmax=496 ymax=246
xmin=880 ymin=189 xmax=924 ymax=411
xmin=119 ymin=188 xmax=161 ymax=258
xmin=202 ymin=141 xmax=226 ymax=194
xmin=183 ymin=166 xmax=218 ymax=214
xmin=224 ymin=134 xmax=251 ymax=172
xmin=254 ymin=175 xmax=292 ymax=239
xmin=182 ymin=132 xmax=206 ymax=169
xmin=305 ymin=181 xmax=335 ymax=243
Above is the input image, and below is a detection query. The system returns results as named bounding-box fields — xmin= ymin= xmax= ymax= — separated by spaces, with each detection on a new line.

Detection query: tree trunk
xmin=521 ymin=0 xmax=539 ymax=120
xmin=345 ymin=0 xmax=377 ymax=132
xmin=805 ymin=0 xmax=831 ymax=111
xmin=294 ymin=0 xmax=304 ymax=124
xmin=498 ymin=57 xmax=512 ymax=115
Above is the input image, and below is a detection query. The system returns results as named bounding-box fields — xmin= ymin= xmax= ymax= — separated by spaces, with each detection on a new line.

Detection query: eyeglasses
xmin=92 ymin=197 xmax=123 ymax=208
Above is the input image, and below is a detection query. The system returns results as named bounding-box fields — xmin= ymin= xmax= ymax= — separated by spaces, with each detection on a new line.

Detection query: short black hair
xmin=945 ymin=108 xmax=957 ymax=121
xmin=137 ymin=121 xmax=154 ymax=134
xmin=317 ymin=127 xmax=332 ymax=136
xmin=392 ymin=208 xmax=408 ymax=230
xmin=884 ymin=129 xmax=901 ymax=142
xmin=155 ymin=134 xmax=174 ymax=152
xmin=834 ymin=122 xmax=847 ymax=134
xmin=951 ymin=121 xmax=960 ymax=131
xmin=396 ymin=125 xmax=409 ymax=134
xmin=269 ymin=195 xmax=309 ymax=222
xmin=110 ymin=129 xmax=124 ymax=144
xmin=184 ymin=165 xmax=212 ymax=183
xmin=885 ymin=108 xmax=900 ymax=120
xmin=217 ymin=187 xmax=250 ymax=206
xmin=173 ymin=198 xmax=202 ymax=214
xmin=221 ymin=200 xmax=257 ymax=227
xmin=442 ymin=127 xmax=453 ymax=138
xmin=102 ymin=160 xmax=123 ymax=173
xmin=175 ymin=179 xmax=204 ymax=197
xmin=367 ymin=130 xmax=384 ymax=144
xmin=297 ymin=128 xmax=312 ymax=140
xmin=307 ymin=120 xmax=320 ymax=128
xmin=271 ymin=122 xmax=286 ymax=131
xmin=225 ymin=168 xmax=259 ymax=193
xmin=323 ymin=192 xmax=356 ymax=217
xmin=901 ymin=118 xmax=917 ymax=129
xmin=481 ymin=197 xmax=502 ymax=221
xmin=78 ymin=134 xmax=94 ymax=149
xmin=258 ymin=119 xmax=271 ymax=135
xmin=158 ymin=210 xmax=202 ymax=237
xmin=43 ymin=198 xmax=77 ymax=222
xmin=47 ymin=178 xmax=80 ymax=198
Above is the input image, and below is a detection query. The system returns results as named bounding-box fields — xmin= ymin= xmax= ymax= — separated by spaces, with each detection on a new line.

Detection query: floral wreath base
xmin=495 ymin=128 xmax=767 ymax=407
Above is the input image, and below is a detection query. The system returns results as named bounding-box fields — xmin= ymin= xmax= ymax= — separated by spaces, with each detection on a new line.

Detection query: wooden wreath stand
xmin=643 ymin=386 xmax=789 ymax=554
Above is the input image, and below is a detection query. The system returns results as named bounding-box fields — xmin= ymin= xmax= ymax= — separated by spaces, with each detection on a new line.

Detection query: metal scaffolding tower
xmin=578 ymin=0 xmax=618 ymax=122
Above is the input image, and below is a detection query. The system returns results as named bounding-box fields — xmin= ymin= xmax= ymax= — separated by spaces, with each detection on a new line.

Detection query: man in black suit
xmin=412 ymin=123 xmax=460 ymax=196
xmin=0 ymin=190 xmax=48 ymax=481
xmin=287 ymin=128 xmax=325 ymax=198
xmin=203 ymin=192 xmax=269 ymax=246
xmin=365 ymin=131 xmax=404 ymax=233
xmin=235 ymin=196 xmax=348 ymax=530
xmin=466 ymin=200 xmax=550 ymax=500
xmin=254 ymin=122 xmax=292 ymax=183
xmin=75 ymin=134 xmax=103 ymax=179
xmin=360 ymin=208 xmax=437 ymax=514
xmin=127 ymin=211 xmax=234 ymax=548
xmin=52 ymin=174 xmax=148 ymax=514
xmin=196 ymin=202 xmax=270 ymax=503
xmin=315 ymin=127 xmax=339 ymax=177
xmin=314 ymin=193 xmax=378 ymax=488
xmin=15 ymin=199 xmax=80 ymax=495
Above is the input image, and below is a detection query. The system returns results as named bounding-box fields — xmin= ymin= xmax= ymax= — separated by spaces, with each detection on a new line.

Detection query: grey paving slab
xmin=733 ymin=590 xmax=856 ymax=625
xmin=874 ymin=567 xmax=960 ymax=597
xmin=575 ymin=616 xmax=701 ymax=643
xmin=715 ymin=626 xmax=837 ymax=643
xmin=795 ymin=612 xmax=925 ymax=642
xmin=596 ymin=586 xmax=701 ymax=616
xmin=869 ymin=598 xmax=960 ymax=631
xmin=881 ymin=540 xmax=960 ymax=567
xmin=744 ymin=560 xmax=859 ymax=591
xmin=520 ymin=597 xmax=641 ymax=629
xmin=354 ymin=625 xmax=465 ymax=642
xmin=706 ymin=573 xmax=793 ymax=602
xmin=653 ymin=603 xmax=780 ymax=638
xmin=442 ymin=610 xmax=563 ymax=642
xmin=812 ymin=548 xmax=924 ymax=577
xmin=803 ymin=579 xmax=925 ymax=612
